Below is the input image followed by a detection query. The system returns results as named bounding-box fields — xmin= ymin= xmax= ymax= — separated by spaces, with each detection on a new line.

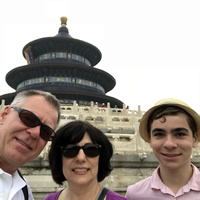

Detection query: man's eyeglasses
xmin=61 ymin=143 xmax=101 ymax=158
xmin=12 ymin=106 xmax=55 ymax=141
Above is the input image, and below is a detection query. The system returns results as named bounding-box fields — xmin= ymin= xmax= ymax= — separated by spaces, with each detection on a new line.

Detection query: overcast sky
xmin=1 ymin=0 xmax=200 ymax=113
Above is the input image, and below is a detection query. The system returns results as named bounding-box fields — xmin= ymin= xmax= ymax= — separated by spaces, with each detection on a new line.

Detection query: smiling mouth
xmin=16 ymin=138 xmax=32 ymax=150
xmin=161 ymin=153 xmax=181 ymax=157
xmin=72 ymin=169 xmax=89 ymax=172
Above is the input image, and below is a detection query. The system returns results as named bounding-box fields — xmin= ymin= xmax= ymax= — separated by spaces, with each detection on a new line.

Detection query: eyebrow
xmin=171 ymin=128 xmax=189 ymax=133
xmin=152 ymin=128 xmax=165 ymax=133
xmin=152 ymin=128 xmax=189 ymax=134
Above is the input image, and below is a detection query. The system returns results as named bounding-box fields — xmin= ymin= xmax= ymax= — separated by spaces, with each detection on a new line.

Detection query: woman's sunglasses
xmin=12 ymin=106 xmax=55 ymax=141
xmin=61 ymin=143 xmax=101 ymax=158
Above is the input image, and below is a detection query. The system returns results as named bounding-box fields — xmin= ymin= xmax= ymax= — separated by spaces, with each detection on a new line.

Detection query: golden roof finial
xmin=61 ymin=16 xmax=68 ymax=27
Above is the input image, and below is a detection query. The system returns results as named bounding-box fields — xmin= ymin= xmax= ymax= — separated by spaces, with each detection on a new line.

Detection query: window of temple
xmin=17 ymin=77 xmax=105 ymax=93
xmin=34 ymin=52 xmax=91 ymax=66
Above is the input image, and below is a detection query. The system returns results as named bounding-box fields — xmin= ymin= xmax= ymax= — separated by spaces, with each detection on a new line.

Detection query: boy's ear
xmin=193 ymin=133 xmax=199 ymax=148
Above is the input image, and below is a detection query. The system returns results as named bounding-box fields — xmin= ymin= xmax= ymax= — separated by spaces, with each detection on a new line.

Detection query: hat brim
xmin=139 ymin=103 xmax=200 ymax=143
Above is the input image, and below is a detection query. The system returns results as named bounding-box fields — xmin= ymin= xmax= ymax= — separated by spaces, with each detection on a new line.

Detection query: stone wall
xmin=21 ymin=152 xmax=200 ymax=200
xmin=20 ymin=153 xmax=158 ymax=199
xmin=1 ymin=101 xmax=200 ymax=199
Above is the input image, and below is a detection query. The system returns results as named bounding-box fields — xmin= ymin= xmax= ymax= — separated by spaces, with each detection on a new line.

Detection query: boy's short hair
xmin=139 ymin=103 xmax=200 ymax=142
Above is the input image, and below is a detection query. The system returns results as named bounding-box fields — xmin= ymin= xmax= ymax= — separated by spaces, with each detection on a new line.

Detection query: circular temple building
xmin=0 ymin=17 xmax=124 ymax=108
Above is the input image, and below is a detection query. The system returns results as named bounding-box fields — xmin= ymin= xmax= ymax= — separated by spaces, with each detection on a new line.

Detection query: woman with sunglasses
xmin=44 ymin=120 xmax=127 ymax=200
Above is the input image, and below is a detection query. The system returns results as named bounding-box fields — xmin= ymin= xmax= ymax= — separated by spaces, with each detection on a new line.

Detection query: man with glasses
xmin=0 ymin=90 xmax=60 ymax=200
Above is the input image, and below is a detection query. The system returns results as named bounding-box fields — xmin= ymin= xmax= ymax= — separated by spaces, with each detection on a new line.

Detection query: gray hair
xmin=10 ymin=90 xmax=60 ymax=125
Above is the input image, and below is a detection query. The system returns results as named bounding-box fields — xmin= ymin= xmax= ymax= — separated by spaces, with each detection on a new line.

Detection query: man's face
xmin=149 ymin=114 xmax=198 ymax=171
xmin=0 ymin=95 xmax=58 ymax=173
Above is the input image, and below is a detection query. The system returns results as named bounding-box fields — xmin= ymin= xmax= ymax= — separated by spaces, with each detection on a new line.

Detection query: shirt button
xmin=1 ymin=174 xmax=6 ymax=178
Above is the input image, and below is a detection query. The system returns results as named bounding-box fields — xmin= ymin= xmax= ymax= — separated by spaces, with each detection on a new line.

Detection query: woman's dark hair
xmin=48 ymin=120 xmax=113 ymax=185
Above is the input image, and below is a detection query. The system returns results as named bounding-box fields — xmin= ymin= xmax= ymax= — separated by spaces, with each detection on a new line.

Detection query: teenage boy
xmin=126 ymin=102 xmax=200 ymax=199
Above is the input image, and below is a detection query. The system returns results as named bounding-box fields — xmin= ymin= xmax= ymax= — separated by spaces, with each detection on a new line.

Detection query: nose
xmin=75 ymin=149 xmax=86 ymax=161
xmin=163 ymin=135 xmax=177 ymax=149
xmin=26 ymin=126 xmax=41 ymax=139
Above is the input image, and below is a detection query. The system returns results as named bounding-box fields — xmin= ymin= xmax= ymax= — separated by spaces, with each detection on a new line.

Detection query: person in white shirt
xmin=0 ymin=90 xmax=60 ymax=200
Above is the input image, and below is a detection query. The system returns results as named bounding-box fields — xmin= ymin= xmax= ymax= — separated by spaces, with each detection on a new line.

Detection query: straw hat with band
xmin=139 ymin=103 xmax=200 ymax=143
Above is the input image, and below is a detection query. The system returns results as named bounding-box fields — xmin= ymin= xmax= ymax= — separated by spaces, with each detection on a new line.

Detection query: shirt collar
xmin=151 ymin=164 xmax=200 ymax=195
